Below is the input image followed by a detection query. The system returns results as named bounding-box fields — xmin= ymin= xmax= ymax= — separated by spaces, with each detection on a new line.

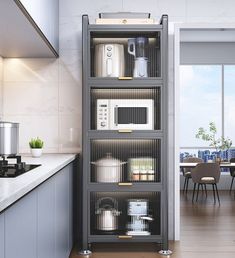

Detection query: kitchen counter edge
xmin=0 ymin=153 xmax=79 ymax=213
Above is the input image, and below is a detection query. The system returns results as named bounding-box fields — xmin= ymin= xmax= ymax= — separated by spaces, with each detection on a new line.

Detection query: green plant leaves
xmin=29 ymin=137 xmax=44 ymax=149
xmin=195 ymin=122 xmax=232 ymax=151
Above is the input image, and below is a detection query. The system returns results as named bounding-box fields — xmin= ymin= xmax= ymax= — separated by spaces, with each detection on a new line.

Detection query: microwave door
xmin=110 ymin=101 xmax=153 ymax=130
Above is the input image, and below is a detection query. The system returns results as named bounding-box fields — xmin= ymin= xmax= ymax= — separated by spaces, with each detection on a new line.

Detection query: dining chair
xmin=229 ymin=158 xmax=235 ymax=193
xmin=182 ymin=157 xmax=203 ymax=194
xmin=191 ymin=163 xmax=221 ymax=204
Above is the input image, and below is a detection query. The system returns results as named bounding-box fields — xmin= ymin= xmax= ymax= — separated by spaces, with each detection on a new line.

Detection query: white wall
xmin=2 ymin=0 xmax=235 ymax=240
xmin=2 ymin=54 xmax=81 ymax=153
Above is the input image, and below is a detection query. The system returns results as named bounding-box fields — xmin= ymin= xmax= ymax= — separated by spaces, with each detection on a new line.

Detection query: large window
xmin=180 ymin=65 xmax=235 ymax=153
xmin=224 ymin=66 xmax=235 ymax=144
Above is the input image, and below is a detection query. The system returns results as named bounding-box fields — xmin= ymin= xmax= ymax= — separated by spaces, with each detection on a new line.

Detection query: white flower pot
xmin=31 ymin=148 xmax=43 ymax=158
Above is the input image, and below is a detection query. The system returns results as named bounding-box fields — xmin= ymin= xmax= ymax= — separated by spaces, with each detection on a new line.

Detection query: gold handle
xmin=118 ymin=77 xmax=133 ymax=80
xmin=118 ymin=235 xmax=133 ymax=239
xmin=118 ymin=129 xmax=133 ymax=133
xmin=118 ymin=182 xmax=133 ymax=186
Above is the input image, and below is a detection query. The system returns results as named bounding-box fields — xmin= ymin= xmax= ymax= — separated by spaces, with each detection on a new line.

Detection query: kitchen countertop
xmin=0 ymin=153 xmax=79 ymax=213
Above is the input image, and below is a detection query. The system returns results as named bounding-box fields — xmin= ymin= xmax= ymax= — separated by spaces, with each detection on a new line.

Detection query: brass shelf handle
xmin=118 ymin=76 xmax=133 ymax=80
xmin=118 ymin=129 xmax=133 ymax=133
xmin=118 ymin=235 xmax=133 ymax=239
xmin=118 ymin=182 xmax=133 ymax=186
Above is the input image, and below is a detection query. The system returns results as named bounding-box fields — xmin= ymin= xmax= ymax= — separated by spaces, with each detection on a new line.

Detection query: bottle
xmin=132 ymin=170 xmax=140 ymax=181
xmin=148 ymin=170 xmax=155 ymax=181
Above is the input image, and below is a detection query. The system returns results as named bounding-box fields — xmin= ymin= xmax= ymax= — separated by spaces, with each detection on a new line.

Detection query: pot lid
xmin=94 ymin=153 xmax=123 ymax=166
xmin=0 ymin=121 xmax=19 ymax=128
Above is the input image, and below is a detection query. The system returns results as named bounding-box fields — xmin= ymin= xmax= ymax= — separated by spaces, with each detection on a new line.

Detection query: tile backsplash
xmin=1 ymin=56 xmax=81 ymax=153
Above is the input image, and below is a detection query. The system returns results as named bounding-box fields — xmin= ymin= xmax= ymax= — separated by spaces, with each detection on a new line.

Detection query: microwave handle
xmin=114 ymin=105 xmax=118 ymax=126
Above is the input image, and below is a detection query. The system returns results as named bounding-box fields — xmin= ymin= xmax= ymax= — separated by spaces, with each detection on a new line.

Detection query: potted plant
xmin=29 ymin=137 xmax=44 ymax=158
xmin=195 ymin=122 xmax=232 ymax=162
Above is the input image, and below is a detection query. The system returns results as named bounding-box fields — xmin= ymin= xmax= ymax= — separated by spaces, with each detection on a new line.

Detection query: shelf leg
xmin=79 ymin=242 xmax=92 ymax=255
xmin=79 ymin=249 xmax=92 ymax=255
xmin=159 ymin=249 xmax=173 ymax=256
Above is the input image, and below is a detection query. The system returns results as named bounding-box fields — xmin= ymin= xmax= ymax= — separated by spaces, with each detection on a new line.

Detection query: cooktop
xmin=0 ymin=155 xmax=41 ymax=178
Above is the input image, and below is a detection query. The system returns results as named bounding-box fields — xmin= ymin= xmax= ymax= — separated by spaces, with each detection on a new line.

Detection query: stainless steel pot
xmin=95 ymin=197 xmax=120 ymax=231
xmin=0 ymin=122 xmax=19 ymax=157
xmin=91 ymin=153 xmax=126 ymax=183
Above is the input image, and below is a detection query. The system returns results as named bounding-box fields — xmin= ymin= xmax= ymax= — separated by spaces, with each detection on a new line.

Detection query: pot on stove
xmin=0 ymin=122 xmax=19 ymax=157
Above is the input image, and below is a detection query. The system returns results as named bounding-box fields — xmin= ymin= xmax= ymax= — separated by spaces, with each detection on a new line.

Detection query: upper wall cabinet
xmin=0 ymin=0 xmax=59 ymax=58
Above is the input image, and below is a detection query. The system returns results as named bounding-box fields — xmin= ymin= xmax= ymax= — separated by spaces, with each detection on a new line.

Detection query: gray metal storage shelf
xmin=81 ymin=14 xmax=169 ymax=253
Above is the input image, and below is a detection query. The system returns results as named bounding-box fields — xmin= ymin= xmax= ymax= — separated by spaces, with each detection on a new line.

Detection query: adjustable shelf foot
xmin=159 ymin=249 xmax=173 ymax=256
xmin=79 ymin=250 xmax=92 ymax=255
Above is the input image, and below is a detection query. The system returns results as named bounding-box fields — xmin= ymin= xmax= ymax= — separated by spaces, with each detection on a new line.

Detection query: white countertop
xmin=0 ymin=153 xmax=78 ymax=212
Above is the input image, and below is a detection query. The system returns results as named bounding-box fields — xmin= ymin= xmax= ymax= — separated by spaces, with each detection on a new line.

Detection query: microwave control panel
xmin=97 ymin=99 xmax=110 ymax=130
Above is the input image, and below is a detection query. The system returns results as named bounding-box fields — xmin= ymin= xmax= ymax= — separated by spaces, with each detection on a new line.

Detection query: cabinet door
xmin=0 ymin=212 xmax=4 ymax=258
xmin=37 ymin=176 xmax=56 ymax=258
xmin=55 ymin=166 xmax=70 ymax=258
xmin=5 ymin=191 xmax=37 ymax=258
xmin=68 ymin=163 xmax=73 ymax=251
xmin=19 ymin=0 xmax=59 ymax=52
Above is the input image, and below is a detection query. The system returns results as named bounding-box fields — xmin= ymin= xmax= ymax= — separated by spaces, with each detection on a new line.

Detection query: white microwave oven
xmin=97 ymin=99 xmax=154 ymax=130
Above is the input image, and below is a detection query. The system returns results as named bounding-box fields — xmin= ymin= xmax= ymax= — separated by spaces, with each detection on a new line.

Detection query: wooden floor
xmin=70 ymin=190 xmax=235 ymax=258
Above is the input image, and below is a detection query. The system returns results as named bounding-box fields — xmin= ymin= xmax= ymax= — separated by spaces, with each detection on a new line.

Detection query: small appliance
xmin=91 ymin=153 xmax=126 ymax=183
xmin=94 ymin=43 xmax=125 ymax=77
xmin=96 ymin=99 xmax=154 ymax=130
xmin=95 ymin=197 xmax=121 ymax=231
xmin=128 ymin=37 xmax=149 ymax=77
xmin=126 ymin=199 xmax=153 ymax=236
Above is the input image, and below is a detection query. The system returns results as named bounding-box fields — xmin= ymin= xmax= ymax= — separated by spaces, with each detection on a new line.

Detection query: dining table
xmin=180 ymin=162 xmax=235 ymax=169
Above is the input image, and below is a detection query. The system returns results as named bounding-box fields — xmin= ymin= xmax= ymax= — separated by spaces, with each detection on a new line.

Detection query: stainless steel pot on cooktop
xmin=0 ymin=121 xmax=19 ymax=157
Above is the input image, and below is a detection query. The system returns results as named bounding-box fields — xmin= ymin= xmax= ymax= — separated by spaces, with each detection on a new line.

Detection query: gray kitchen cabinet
xmin=0 ymin=0 xmax=58 ymax=57
xmin=55 ymin=165 xmax=70 ymax=258
xmin=5 ymin=191 xmax=37 ymax=258
xmin=0 ymin=212 xmax=4 ymax=258
xmin=18 ymin=0 xmax=59 ymax=52
xmin=68 ymin=163 xmax=73 ymax=251
xmin=0 ymin=161 xmax=75 ymax=258
xmin=37 ymin=175 xmax=56 ymax=258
